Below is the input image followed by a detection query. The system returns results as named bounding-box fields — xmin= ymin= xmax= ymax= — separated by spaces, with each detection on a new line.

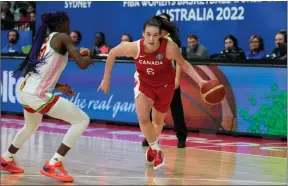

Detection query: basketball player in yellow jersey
xmin=0 ymin=12 xmax=93 ymax=182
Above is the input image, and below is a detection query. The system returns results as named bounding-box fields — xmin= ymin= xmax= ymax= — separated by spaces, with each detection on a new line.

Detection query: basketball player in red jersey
xmin=98 ymin=16 xmax=206 ymax=170
xmin=141 ymin=13 xmax=188 ymax=148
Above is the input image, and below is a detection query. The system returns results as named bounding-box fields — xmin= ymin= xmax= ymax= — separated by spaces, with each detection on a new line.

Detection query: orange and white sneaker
xmin=153 ymin=150 xmax=165 ymax=170
xmin=145 ymin=146 xmax=154 ymax=165
xmin=0 ymin=156 xmax=24 ymax=173
xmin=40 ymin=161 xmax=74 ymax=182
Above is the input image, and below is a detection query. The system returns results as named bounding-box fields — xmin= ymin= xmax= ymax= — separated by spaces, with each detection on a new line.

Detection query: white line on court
xmin=8 ymin=174 xmax=286 ymax=185
xmin=1 ymin=125 xmax=286 ymax=160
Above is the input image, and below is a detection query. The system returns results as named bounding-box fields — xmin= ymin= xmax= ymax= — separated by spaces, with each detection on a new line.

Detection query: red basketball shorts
xmin=134 ymin=79 xmax=175 ymax=113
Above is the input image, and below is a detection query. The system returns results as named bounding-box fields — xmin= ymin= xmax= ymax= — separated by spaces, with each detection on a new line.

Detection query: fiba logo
xmin=64 ymin=1 xmax=92 ymax=8
xmin=156 ymin=54 xmax=163 ymax=60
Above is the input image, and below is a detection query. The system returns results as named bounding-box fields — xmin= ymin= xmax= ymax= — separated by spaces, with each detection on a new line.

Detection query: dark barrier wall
xmin=1 ymin=57 xmax=287 ymax=137
xmin=36 ymin=1 xmax=287 ymax=54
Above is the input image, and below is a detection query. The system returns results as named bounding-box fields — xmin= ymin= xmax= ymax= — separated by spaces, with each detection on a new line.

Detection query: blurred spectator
xmin=13 ymin=2 xmax=28 ymax=13
xmin=28 ymin=10 xmax=36 ymax=36
xmin=277 ymin=43 xmax=287 ymax=60
xmin=69 ymin=30 xmax=84 ymax=50
xmin=1 ymin=1 xmax=14 ymax=20
xmin=186 ymin=34 xmax=209 ymax=60
xmin=219 ymin=34 xmax=246 ymax=60
xmin=1 ymin=1 xmax=14 ymax=30
xmin=91 ymin=32 xmax=110 ymax=56
xmin=270 ymin=30 xmax=287 ymax=58
xmin=27 ymin=3 xmax=35 ymax=13
xmin=16 ymin=8 xmax=30 ymax=29
xmin=1 ymin=29 xmax=22 ymax=54
xmin=246 ymin=35 xmax=265 ymax=59
xmin=121 ymin=33 xmax=132 ymax=42
xmin=19 ymin=8 xmax=29 ymax=20
xmin=30 ymin=11 xmax=36 ymax=22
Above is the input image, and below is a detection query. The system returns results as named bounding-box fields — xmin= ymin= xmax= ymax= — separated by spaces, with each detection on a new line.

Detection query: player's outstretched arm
xmin=175 ymin=63 xmax=181 ymax=89
xmin=103 ymin=42 xmax=137 ymax=81
xmin=59 ymin=33 xmax=94 ymax=69
xmin=166 ymin=40 xmax=206 ymax=87
xmin=98 ymin=41 xmax=137 ymax=94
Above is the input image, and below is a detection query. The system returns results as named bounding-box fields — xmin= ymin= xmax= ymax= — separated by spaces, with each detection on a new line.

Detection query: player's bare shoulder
xmin=50 ymin=33 xmax=70 ymax=48
xmin=55 ymin=33 xmax=72 ymax=43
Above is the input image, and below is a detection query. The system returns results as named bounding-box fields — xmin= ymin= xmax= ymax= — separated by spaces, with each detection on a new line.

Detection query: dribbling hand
xmin=97 ymin=79 xmax=110 ymax=94
xmin=199 ymin=80 xmax=208 ymax=101
xmin=199 ymin=80 xmax=208 ymax=88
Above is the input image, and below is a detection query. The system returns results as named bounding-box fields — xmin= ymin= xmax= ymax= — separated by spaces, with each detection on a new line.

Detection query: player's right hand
xmin=199 ymin=80 xmax=208 ymax=88
xmin=97 ymin=79 xmax=110 ymax=94
xmin=83 ymin=56 xmax=94 ymax=67
xmin=56 ymin=84 xmax=76 ymax=97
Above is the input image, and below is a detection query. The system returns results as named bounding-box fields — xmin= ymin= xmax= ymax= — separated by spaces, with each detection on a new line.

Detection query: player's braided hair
xmin=13 ymin=11 xmax=69 ymax=77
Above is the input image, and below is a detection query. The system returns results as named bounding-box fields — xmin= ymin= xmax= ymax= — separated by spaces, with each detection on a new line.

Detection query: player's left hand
xmin=97 ymin=79 xmax=110 ymax=94
xmin=56 ymin=84 xmax=76 ymax=97
xmin=175 ymin=79 xmax=180 ymax=89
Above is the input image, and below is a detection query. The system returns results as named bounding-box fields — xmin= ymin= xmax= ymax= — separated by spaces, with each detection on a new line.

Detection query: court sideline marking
xmin=0 ymin=125 xmax=286 ymax=160
xmin=3 ymin=174 xmax=286 ymax=185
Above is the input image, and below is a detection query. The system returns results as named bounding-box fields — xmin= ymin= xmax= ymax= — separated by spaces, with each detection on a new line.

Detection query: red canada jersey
xmin=134 ymin=37 xmax=175 ymax=88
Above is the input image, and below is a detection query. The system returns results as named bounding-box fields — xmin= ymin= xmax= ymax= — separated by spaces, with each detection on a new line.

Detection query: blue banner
xmin=1 ymin=58 xmax=287 ymax=136
xmin=1 ymin=59 xmax=137 ymax=123
xmin=36 ymin=1 xmax=287 ymax=54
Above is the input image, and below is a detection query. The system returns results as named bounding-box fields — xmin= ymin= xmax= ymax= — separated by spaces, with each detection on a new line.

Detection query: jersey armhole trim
xmin=49 ymin=32 xmax=65 ymax=56
xmin=134 ymin=40 xmax=141 ymax=59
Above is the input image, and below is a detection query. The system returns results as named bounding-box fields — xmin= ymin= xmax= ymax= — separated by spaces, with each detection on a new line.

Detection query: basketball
xmin=80 ymin=48 xmax=90 ymax=56
xmin=165 ymin=66 xmax=237 ymax=131
xmin=200 ymin=80 xmax=225 ymax=105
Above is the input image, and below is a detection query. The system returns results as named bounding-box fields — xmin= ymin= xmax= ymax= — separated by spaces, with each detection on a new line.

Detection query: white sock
xmin=3 ymin=151 xmax=15 ymax=161
xmin=49 ymin=153 xmax=64 ymax=165
xmin=149 ymin=140 xmax=161 ymax=151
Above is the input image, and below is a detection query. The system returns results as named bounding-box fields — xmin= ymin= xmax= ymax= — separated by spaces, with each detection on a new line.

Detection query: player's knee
xmin=32 ymin=123 xmax=41 ymax=132
xmin=78 ymin=111 xmax=90 ymax=129
xmin=32 ymin=126 xmax=39 ymax=132
xmin=138 ymin=116 xmax=151 ymax=125
xmin=22 ymin=126 xmax=36 ymax=134
xmin=152 ymin=120 xmax=163 ymax=127
xmin=136 ymin=110 xmax=150 ymax=124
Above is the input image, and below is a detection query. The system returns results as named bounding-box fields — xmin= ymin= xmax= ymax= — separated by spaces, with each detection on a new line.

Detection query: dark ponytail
xmin=158 ymin=13 xmax=171 ymax=22
xmin=143 ymin=16 xmax=181 ymax=47
xmin=13 ymin=11 xmax=69 ymax=77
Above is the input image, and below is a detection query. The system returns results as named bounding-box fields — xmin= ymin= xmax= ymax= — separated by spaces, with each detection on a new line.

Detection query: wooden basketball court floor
xmin=0 ymin=115 xmax=287 ymax=185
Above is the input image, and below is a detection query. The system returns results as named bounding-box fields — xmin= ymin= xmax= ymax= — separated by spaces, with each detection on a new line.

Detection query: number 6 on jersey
xmin=146 ymin=68 xmax=155 ymax=75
